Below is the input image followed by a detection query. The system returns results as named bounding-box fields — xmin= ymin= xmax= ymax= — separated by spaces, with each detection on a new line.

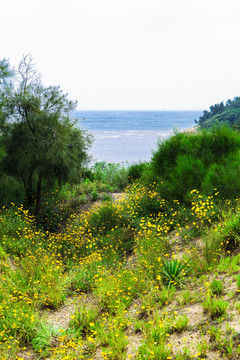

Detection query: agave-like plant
xmin=160 ymin=259 xmax=187 ymax=288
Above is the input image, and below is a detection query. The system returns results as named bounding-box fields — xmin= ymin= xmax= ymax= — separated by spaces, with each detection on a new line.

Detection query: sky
xmin=1 ymin=0 xmax=240 ymax=110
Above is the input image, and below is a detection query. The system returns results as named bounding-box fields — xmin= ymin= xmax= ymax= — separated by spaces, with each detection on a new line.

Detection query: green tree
xmin=196 ymin=97 xmax=240 ymax=129
xmin=0 ymin=59 xmax=12 ymax=174
xmin=1 ymin=55 xmax=92 ymax=214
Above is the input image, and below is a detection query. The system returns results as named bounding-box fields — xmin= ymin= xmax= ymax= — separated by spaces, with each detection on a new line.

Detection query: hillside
xmin=1 ymin=183 xmax=240 ymax=359
xmin=197 ymin=97 xmax=240 ymax=129
xmin=1 ymin=128 xmax=240 ymax=359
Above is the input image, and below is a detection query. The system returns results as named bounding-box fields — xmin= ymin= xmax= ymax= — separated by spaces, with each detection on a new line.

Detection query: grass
xmin=202 ymin=298 xmax=229 ymax=319
xmin=2 ymin=180 xmax=240 ymax=359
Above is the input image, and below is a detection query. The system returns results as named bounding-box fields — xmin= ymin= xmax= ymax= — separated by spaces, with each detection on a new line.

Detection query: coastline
xmin=182 ymin=125 xmax=199 ymax=133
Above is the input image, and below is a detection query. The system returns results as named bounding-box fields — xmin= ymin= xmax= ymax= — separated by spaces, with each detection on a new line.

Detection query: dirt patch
xmin=41 ymin=297 xmax=76 ymax=329
xmin=17 ymin=347 xmax=37 ymax=360
xmin=41 ymin=294 xmax=99 ymax=330
xmin=182 ymin=303 xmax=207 ymax=327
xmin=205 ymin=351 xmax=222 ymax=360
xmin=220 ymin=309 xmax=240 ymax=333
xmin=94 ymin=347 xmax=104 ymax=360
xmin=126 ymin=333 xmax=143 ymax=357
xmin=169 ymin=330 xmax=207 ymax=356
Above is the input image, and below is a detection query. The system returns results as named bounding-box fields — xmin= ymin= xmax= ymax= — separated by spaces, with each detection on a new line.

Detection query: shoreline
xmin=89 ymin=126 xmax=199 ymax=164
xmin=182 ymin=125 xmax=199 ymax=133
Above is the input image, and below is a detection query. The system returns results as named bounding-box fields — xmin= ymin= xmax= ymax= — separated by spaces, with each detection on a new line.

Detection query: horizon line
xmin=74 ymin=109 xmax=203 ymax=112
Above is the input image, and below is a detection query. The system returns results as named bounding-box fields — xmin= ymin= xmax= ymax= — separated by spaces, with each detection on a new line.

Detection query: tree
xmin=1 ymin=55 xmax=92 ymax=215
xmin=0 ymin=58 xmax=14 ymax=129
xmin=196 ymin=97 xmax=240 ymax=129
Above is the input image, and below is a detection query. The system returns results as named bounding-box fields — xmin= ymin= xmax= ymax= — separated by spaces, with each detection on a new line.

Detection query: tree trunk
xmin=21 ymin=172 xmax=34 ymax=205
xmin=35 ymin=171 xmax=42 ymax=216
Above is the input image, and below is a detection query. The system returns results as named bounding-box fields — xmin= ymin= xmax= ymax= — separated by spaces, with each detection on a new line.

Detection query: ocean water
xmin=74 ymin=110 xmax=202 ymax=164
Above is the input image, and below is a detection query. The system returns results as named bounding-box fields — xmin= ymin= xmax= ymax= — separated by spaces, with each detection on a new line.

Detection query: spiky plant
xmin=160 ymin=259 xmax=187 ymax=288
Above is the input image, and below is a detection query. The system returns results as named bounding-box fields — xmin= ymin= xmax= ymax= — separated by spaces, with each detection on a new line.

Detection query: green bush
xmin=157 ymin=155 xmax=206 ymax=201
xmin=148 ymin=126 xmax=240 ymax=201
xmin=128 ymin=162 xmax=149 ymax=183
xmin=202 ymin=152 xmax=240 ymax=199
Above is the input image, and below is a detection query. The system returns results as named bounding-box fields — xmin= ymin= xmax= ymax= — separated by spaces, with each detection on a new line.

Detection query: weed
xmin=67 ymin=265 xmax=96 ymax=293
xmin=236 ymin=274 xmax=240 ymax=290
xmin=172 ymin=314 xmax=189 ymax=332
xmin=88 ymin=203 xmax=120 ymax=235
xmin=176 ymin=289 xmax=197 ymax=306
xmin=69 ymin=304 xmax=99 ymax=336
xmin=32 ymin=323 xmax=61 ymax=356
xmin=208 ymin=324 xmax=222 ymax=343
xmin=196 ymin=337 xmax=208 ymax=357
xmin=155 ymin=286 xmax=176 ymax=307
xmin=235 ymin=302 xmax=240 ymax=313
xmin=210 ymin=278 xmax=223 ymax=296
xmin=91 ymin=161 xmax=129 ymax=191
xmin=138 ymin=342 xmax=172 ymax=360
xmin=202 ymin=298 xmax=229 ymax=319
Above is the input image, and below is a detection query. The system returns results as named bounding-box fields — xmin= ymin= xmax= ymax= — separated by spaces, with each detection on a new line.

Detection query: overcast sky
xmin=2 ymin=0 xmax=240 ymax=110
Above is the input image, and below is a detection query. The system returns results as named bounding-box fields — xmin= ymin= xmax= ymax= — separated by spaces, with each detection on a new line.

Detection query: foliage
xmin=204 ymin=208 xmax=240 ymax=266
xmin=88 ymin=202 xmax=120 ymax=235
xmin=202 ymin=151 xmax=240 ymax=199
xmin=210 ymin=278 xmax=223 ymax=296
xmin=236 ymin=274 xmax=240 ymax=290
xmin=196 ymin=96 xmax=240 ymax=129
xmin=202 ymin=298 xmax=229 ymax=319
xmin=0 ymin=55 xmax=92 ymax=214
xmin=69 ymin=304 xmax=99 ymax=336
xmin=128 ymin=161 xmax=149 ymax=183
xmin=138 ymin=342 xmax=171 ymax=359
xmin=160 ymin=259 xmax=187 ymax=288
xmin=31 ymin=323 xmax=61 ymax=356
xmin=172 ymin=314 xmax=189 ymax=332
xmin=90 ymin=161 xmax=129 ymax=191
xmin=1 ymin=177 xmax=240 ymax=358
xmin=148 ymin=126 xmax=240 ymax=201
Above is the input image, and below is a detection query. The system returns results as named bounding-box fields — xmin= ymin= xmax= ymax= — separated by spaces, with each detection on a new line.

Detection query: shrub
xmin=157 ymin=155 xmax=206 ymax=201
xmin=128 ymin=162 xmax=149 ymax=183
xmin=150 ymin=126 xmax=240 ymax=201
xmin=202 ymin=298 xmax=228 ymax=319
xmin=202 ymin=151 xmax=240 ymax=199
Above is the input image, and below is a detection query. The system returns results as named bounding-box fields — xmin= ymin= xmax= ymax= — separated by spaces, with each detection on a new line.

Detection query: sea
xmin=74 ymin=110 xmax=203 ymax=164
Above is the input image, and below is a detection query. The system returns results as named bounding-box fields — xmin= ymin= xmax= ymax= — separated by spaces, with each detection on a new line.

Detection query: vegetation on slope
xmin=1 ymin=177 xmax=240 ymax=359
xmin=196 ymin=96 xmax=240 ymax=129
xmin=134 ymin=126 xmax=240 ymax=203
